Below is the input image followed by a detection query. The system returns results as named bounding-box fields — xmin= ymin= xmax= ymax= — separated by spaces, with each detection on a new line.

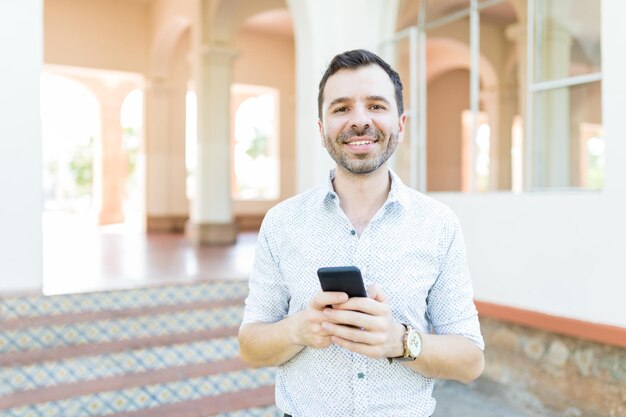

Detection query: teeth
xmin=350 ymin=141 xmax=372 ymax=146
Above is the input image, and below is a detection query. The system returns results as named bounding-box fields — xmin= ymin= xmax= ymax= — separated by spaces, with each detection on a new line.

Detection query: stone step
xmin=0 ymin=281 xmax=281 ymax=417
xmin=0 ymin=280 xmax=249 ymax=320
xmin=0 ymin=368 xmax=276 ymax=417
xmin=0 ymin=336 xmax=240 ymax=397
xmin=0 ymin=304 xmax=245 ymax=354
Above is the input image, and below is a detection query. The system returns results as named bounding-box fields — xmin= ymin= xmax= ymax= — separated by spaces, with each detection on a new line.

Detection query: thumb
xmin=367 ymin=283 xmax=388 ymax=303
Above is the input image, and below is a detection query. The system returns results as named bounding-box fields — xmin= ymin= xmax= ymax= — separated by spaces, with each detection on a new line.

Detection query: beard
xmin=324 ymin=126 xmax=399 ymax=175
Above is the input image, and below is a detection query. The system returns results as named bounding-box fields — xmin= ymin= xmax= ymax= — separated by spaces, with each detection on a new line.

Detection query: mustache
xmin=338 ymin=127 xmax=384 ymax=143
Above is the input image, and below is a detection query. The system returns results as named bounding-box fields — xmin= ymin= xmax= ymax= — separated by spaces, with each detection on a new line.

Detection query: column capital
xmin=200 ymin=44 xmax=239 ymax=62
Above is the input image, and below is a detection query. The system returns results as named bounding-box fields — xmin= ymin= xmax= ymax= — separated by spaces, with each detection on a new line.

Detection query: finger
xmin=322 ymin=322 xmax=376 ymax=344
xmin=323 ymin=308 xmax=381 ymax=330
xmin=367 ymin=283 xmax=388 ymax=303
xmin=331 ymin=335 xmax=384 ymax=359
xmin=310 ymin=291 xmax=349 ymax=310
xmin=333 ymin=297 xmax=388 ymax=316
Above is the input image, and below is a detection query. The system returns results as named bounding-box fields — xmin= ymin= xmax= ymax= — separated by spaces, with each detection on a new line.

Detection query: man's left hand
xmin=321 ymin=283 xmax=406 ymax=360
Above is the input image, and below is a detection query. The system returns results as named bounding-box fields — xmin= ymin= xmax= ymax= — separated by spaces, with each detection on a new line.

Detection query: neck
xmin=332 ymin=165 xmax=391 ymax=228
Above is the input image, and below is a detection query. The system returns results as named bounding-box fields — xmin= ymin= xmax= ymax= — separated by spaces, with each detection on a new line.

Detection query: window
xmin=529 ymin=0 xmax=603 ymax=190
xmin=388 ymin=0 xmax=602 ymax=192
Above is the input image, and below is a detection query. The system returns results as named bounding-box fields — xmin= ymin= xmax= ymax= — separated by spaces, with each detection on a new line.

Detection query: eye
xmin=333 ymin=106 xmax=348 ymax=113
xmin=370 ymin=104 xmax=385 ymax=110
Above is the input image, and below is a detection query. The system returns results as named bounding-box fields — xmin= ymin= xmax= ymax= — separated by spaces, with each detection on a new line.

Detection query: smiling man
xmin=239 ymin=49 xmax=484 ymax=417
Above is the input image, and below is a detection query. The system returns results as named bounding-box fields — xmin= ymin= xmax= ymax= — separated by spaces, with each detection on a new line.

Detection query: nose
xmin=349 ymin=104 xmax=371 ymax=131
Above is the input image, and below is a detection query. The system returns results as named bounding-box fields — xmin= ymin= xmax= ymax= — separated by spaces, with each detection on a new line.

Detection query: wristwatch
xmin=388 ymin=324 xmax=423 ymax=363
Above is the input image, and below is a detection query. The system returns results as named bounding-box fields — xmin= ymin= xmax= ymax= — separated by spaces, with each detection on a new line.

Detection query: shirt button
xmin=357 ymin=372 xmax=365 ymax=379
xmin=350 ymin=230 xmax=356 ymax=235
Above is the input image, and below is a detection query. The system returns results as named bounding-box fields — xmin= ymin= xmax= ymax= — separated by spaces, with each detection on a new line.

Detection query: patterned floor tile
xmin=2 ymin=368 xmax=276 ymax=417
xmin=0 ymin=337 xmax=240 ymax=396
xmin=0 ymin=306 xmax=244 ymax=354
xmin=1 ymin=282 xmax=249 ymax=320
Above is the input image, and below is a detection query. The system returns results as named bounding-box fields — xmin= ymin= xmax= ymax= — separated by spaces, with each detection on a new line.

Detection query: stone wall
xmin=480 ymin=317 xmax=626 ymax=417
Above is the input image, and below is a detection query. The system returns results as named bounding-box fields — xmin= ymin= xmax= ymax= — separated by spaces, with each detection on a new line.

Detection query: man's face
xmin=318 ymin=64 xmax=406 ymax=176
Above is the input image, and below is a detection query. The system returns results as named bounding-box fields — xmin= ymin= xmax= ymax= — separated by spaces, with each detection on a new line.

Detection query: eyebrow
xmin=327 ymin=95 xmax=392 ymax=109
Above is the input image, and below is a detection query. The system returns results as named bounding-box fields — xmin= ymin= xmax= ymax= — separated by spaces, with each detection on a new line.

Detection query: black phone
xmin=317 ymin=266 xmax=367 ymax=298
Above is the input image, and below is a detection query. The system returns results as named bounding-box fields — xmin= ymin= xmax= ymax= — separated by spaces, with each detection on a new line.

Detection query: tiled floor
xmin=43 ymin=213 xmax=258 ymax=295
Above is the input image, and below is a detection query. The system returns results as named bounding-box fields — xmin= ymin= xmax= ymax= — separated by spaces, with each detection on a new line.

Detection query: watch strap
xmin=387 ymin=323 xmax=416 ymax=363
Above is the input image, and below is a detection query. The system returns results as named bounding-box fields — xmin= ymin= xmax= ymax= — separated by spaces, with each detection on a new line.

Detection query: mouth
xmin=344 ymin=135 xmax=377 ymax=145
xmin=343 ymin=137 xmax=378 ymax=153
xmin=347 ymin=139 xmax=374 ymax=146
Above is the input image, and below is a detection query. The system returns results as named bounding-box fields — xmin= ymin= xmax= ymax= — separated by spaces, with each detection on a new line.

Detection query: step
xmin=1 ymin=367 xmax=276 ymax=417
xmin=0 ymin=280 xmax=249 ymax=320
xmin=0 ymin=336 xmax=240 ymax=397
xmin=0 ymin=281 xmax=282 ymax=417
xmin=0 ymin=304 xmax=244 ymax=354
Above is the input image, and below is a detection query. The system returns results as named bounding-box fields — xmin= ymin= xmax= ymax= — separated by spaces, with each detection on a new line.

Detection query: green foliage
xmin=245 ymin=128 xmax=269 ymax=159
xmin=68 ymin=137 xmax=93 ymax=194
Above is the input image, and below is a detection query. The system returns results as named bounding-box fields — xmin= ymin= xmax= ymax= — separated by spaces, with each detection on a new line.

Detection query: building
xmin=1 ymin=0 xmax=624 ymax=415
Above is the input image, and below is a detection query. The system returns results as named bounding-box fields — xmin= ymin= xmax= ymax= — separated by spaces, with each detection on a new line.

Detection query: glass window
xmin=408 ymin=0 xmax=602 ymax=192
xmin=533 ymin=0 xmax=601 ymax=82
xmin=530 ymin=0 xmax=603 ymax=190
xmin=479 ymin=0 xmax=519 ymax=192
xmin=425 ymin=0 xmax=471 ymax=24
xmin=531 ymin=81 xmax=603 ymax=189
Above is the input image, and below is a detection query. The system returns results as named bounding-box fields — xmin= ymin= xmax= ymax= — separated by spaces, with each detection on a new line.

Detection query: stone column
xmin=0 ymin=0 xmax=43 ymax=292
xmin=98 ymin=100 xmax=127 ymax=225
xmin=186 ymin=45 xmax=239 ymax=244
xmin=74 ymin=76 xmax=137 ymax=227
xmin=287 ymin=0 xmax=400 ymax=192
xmin=144 ymin=78 xmax=190 ymax=233
xmin=144 ymin=79 xmax=172 ymax=229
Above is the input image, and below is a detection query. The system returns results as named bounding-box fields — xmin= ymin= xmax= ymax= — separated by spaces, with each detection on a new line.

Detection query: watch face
xmin=407 ymin=331 xmax=422 ymax=357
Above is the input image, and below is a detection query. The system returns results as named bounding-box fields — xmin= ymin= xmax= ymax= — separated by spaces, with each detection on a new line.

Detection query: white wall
xmin=436 ymin=0 xmax=626 ymax=328
xmin=0 ymin=0 xmax=44 ymax=292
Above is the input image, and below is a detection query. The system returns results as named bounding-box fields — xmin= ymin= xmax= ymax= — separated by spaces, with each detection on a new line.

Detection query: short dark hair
xmin=317 ymin=49 xmax=404 ymax=119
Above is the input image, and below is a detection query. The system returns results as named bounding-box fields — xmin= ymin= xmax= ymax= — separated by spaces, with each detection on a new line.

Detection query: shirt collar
xmin=321 ymin=168 xmax=410 ymax=208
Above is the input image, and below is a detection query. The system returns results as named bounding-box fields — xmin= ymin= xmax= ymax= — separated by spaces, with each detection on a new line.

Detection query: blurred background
xmin=0 ymin=1 xmax=624 ymax=416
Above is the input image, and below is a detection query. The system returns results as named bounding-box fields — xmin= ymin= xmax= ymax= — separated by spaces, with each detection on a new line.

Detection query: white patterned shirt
xmin=242 ymin=169 xmax=484 ymax=417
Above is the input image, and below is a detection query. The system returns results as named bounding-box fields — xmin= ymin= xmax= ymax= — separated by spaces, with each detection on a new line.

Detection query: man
xmin=239 ymin=49 xmax=484 ymax=417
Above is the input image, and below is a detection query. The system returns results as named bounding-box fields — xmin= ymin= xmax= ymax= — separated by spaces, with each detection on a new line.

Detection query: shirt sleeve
xmin=426 ymin=208 xmax=484 ymax=350
xmin=241 ymin=209 xmax=290 ymax=326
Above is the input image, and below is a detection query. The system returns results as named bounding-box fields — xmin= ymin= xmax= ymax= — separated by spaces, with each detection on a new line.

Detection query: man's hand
xmin=291 ymin=290 xmax=349 ymax=349
xmin=320 ymin=284 xmax=405 ymax=359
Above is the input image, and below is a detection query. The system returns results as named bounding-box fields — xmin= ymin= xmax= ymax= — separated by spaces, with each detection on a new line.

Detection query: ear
xmin=318 ymin=119 xmax=327 ymax=148
xmin=397 ymin=113 xmax=407 ymax=143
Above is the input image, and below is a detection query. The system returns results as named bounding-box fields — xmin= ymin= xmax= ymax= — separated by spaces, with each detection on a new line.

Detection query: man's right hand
xmin=291 ymin=290 xmax=349 ymax=349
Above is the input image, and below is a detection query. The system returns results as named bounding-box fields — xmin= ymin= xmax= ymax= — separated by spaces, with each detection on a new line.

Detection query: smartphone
xmin=317 ymin=266 xmax=367 ymax=298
